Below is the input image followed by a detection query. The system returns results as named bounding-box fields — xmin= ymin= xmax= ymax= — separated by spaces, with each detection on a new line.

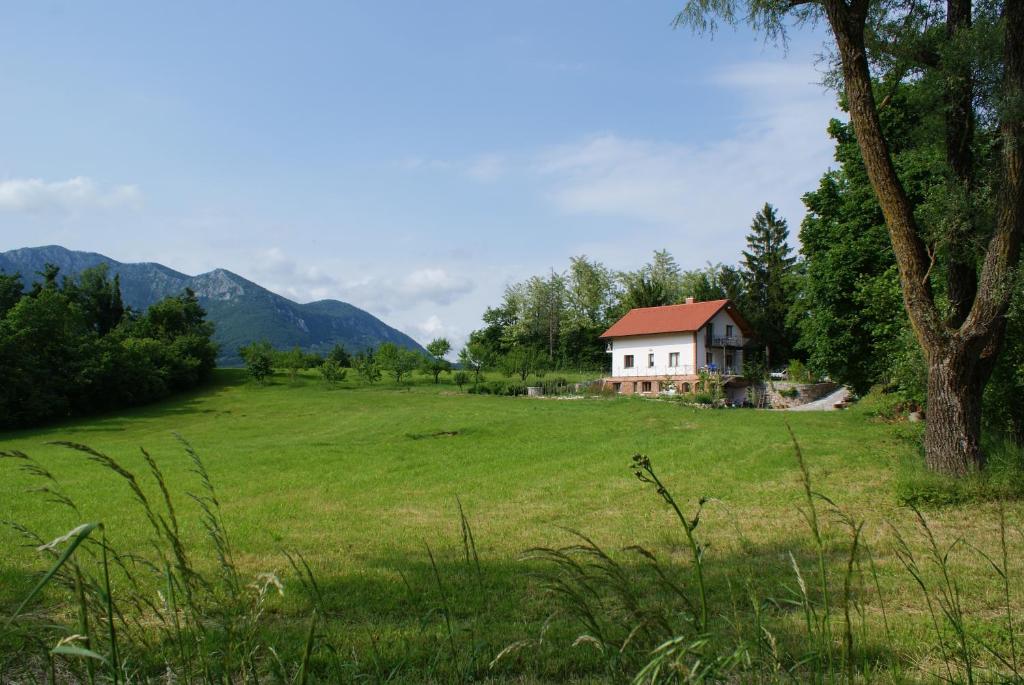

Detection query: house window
xmin=682 ymin=382 xmax=691 ymax=393
xmin=668 ymin=352 xmax=679 ymax=366
xmin=648 ymin=353 xmax=655 ymax=368
xmin=726 ymin=353 xmax=734 ymax=368
xmin=612 ymin=382 xmax=621 ymax=393
xmin=706 ymin=351 xmax=713 ymax=365
xmin=726 ymin=324 xmax=733 ymax=337
xmin=623 ymin=354 xmax=634 ymax=369
xmin=641 ymin=381 xmax=652 ymax=392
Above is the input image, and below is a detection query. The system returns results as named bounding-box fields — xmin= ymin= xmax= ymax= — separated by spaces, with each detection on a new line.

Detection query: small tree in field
xmin=320 ymin=359 xmax=347 ymax=384
xmin=377 ymin=342 xmax=421 ymax=385
xmin=239 ymin=341 xmax=275 ymax=384
xmin=326 ymin=342 xmax=351 ymax=367
xmin=501 ymin=346 xmax=542 ymax=382
xmin=459 ymin=341 xmax=493 ymax=389
xmin=453 ymin=370 xmax=469 ymax=391
xmin=353 ymin=350 xmax=381 ymax=385
xmin=423 ymin=337 xmax=452 ymax=383
xmin=278 ymin=346 xmax=306 ymax=382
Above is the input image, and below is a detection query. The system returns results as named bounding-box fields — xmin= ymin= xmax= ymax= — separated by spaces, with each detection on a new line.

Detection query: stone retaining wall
xmin=766 ymin=381 xmax=838 ymax=409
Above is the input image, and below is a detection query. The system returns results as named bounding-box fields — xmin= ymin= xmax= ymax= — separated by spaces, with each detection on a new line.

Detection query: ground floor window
xmin=682 ymin=382 xmax=691 ymax=392
xmin=641 ymin=381 xmax=652 ymax=392
xmin=706 ymin=351 xmax=713 ymax=365
xmin=612 ymin=382 xmax=621 ymax=393
xmin=726 ymin=353 xmax=734 ymax=368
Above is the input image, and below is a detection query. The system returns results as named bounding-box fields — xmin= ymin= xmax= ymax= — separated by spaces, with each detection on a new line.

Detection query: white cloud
xmin=399 ymin=153 xmax=506 ymax=182
xmin=0 ymin=176 xmax=142 ymax=213
xmin=535 ymin=60 xmax=840 ymax=260
xmin=231 ymin=247 xmax=474 ymax=318
xmin=400 ymin=268 xmax=474 ymax=305
xmin=466 ymin=154 xmax=505 ymax=182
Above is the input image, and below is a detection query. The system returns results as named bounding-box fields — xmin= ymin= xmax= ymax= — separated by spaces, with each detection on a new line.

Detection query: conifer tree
xmin=740 ymin=203 xmax=797 ymax=363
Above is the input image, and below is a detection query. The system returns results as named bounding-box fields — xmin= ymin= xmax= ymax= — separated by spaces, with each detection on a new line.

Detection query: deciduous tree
xmin=675 ymin=0 xmax=1024 ymax=475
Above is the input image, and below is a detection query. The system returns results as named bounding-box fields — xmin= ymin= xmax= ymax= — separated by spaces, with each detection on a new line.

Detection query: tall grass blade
xmin=5 ymin=522 xmax=99 ymax=628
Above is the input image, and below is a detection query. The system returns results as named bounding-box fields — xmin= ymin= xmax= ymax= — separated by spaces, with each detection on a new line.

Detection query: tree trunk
xmin=923 ymin=344 xmax=985 ymax=475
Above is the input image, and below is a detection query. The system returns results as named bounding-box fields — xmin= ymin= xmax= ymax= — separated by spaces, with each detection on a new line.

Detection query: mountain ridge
xmin=0 ymin=245 xmax=427 ymax=365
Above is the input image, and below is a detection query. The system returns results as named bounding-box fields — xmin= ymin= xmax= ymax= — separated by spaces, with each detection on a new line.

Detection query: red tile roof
xmin=599 ymin=299 xmax=753 ymax=338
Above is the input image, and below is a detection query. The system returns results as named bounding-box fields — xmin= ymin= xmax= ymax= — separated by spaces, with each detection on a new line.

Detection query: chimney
xmin=685 ymin=296 xmax=695 ymax=305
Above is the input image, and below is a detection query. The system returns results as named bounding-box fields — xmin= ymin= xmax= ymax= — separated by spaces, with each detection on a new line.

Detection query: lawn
xmin=1 ymin=369 xmax=1021 ymax=682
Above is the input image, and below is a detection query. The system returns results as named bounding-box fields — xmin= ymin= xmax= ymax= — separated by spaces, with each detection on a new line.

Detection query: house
xmin=600 ymin=297 xmax=755 ymax=402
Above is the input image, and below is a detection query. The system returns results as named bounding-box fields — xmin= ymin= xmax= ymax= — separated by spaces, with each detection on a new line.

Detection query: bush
xmin=693 ymin=392 xmax=713 ymax=405
xmin=780 ymin=387 xmax=800 ymax=399
xmin=786 ymin=359 xmax=814 ymax=383
xmin=453 ymin=370 xmax=469 ymax=390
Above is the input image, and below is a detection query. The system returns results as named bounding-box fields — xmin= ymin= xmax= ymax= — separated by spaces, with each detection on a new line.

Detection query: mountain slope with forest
xmin=0 ymin=245 xmax=426 ymax=365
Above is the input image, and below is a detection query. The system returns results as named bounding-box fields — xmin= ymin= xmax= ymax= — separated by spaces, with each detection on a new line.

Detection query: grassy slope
xmin=1 ymin=369 xmax=1019 ymax=680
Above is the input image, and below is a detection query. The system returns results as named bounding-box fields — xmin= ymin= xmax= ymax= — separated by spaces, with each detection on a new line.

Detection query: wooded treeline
xmin=0 ymin=264 xmax=218 ymax=428
xmin=467 ymin=203 xmax=799 ymax=374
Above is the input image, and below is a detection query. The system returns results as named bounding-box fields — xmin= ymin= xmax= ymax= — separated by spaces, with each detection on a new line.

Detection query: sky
xmin=0 ymin=2 xmax=843 ymax=350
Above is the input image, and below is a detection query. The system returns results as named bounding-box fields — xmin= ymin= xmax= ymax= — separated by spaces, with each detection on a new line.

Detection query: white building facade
xmin=601 ymin=299 xmax=754 ymax=403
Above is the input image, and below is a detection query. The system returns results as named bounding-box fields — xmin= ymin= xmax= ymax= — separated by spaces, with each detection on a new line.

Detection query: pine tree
xmin=741 ymin=203 xmax=797 ymax=364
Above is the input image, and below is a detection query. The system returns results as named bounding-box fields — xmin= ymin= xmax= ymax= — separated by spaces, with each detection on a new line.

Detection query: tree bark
xmin=923 ymin=343 xmax=985 ymax=474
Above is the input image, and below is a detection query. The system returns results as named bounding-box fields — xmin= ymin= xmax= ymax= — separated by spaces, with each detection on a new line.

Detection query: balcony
xmin=611 ymin=365 xmax=697 ymax=378
xmin=710 ymin=335 xmax=744 ymax=348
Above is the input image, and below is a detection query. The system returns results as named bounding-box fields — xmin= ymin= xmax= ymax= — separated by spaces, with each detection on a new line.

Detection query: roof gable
xmin=600 ymin=299 xmax=752 ymax=338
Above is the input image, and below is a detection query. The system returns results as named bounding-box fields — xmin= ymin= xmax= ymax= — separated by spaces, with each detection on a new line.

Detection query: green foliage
xmin=453 ymin=370 xmax=468 ymax=390
xmin=353 ymin=350 xmax=381 ymax=385
xmin=741 ymin=203 xmax=798 ymax=362
xmin=422 ymin=337 xmax=452 ymax=384
xmin=499 ymin=346 xmax=542 ymax=382
xmin=0 ymin=268 xmax=217 ymax=427
xmin=0 ymin=272 xmax=23 ymax=318
xmin=376 ymin=342 xmax=422 ymax=385
xmin=319 ymin=358 xmax=347 ymax=384
xmin=786 ymin=359 xmax=814 ymax=384
xmin=239 ymin=340 xmax=275 ymax=384
xmin=277 ymin=346 xmax=307 ymax=382
xmin=325 ymin=342 xmax=351 ymax=367
xmin=458 ymin=341 xmax=493 ymax=388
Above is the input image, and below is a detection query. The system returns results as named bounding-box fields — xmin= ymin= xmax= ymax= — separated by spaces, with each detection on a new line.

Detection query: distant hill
xmin=0 ymin=245 xmax=427 ymax=365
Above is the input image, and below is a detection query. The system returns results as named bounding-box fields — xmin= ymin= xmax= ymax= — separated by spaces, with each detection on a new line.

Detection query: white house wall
xmin=609 ymin=333 xmax=697 ymax=377
xmin=698 ymin=309 xmax=747 ymax=374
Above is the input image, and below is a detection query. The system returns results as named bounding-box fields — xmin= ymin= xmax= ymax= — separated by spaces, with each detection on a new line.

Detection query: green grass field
xmin=2 ymin=369 xmax=1021 ymax=682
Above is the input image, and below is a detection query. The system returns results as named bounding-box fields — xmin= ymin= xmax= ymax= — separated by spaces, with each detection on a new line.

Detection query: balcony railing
xmin=710 ymin=336 xmax=744 ymax=347
xmin=612 ymin=365 xmax=744 ymax=379
xmin=612 ymin=365 xmax=697 ymax=378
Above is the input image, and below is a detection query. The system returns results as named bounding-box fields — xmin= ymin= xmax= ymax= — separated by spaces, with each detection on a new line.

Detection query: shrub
xmin=786 ymin=359 xmax=815 ymax=383
xmin=693 ymin=392 xmax=713 ymax=405
xmin=453 ymin=370 xmax=469 ymax=390
xmin=780 ymin=387 xmax=800 ymax=399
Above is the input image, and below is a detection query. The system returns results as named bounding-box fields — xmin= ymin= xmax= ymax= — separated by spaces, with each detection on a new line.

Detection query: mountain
xmin=0 ymin=245 xmax=427 ymax=365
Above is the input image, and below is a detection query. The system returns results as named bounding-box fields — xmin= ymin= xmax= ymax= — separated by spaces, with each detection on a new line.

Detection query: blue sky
xmin=0 ymin=2 xmax=842 ymax=347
